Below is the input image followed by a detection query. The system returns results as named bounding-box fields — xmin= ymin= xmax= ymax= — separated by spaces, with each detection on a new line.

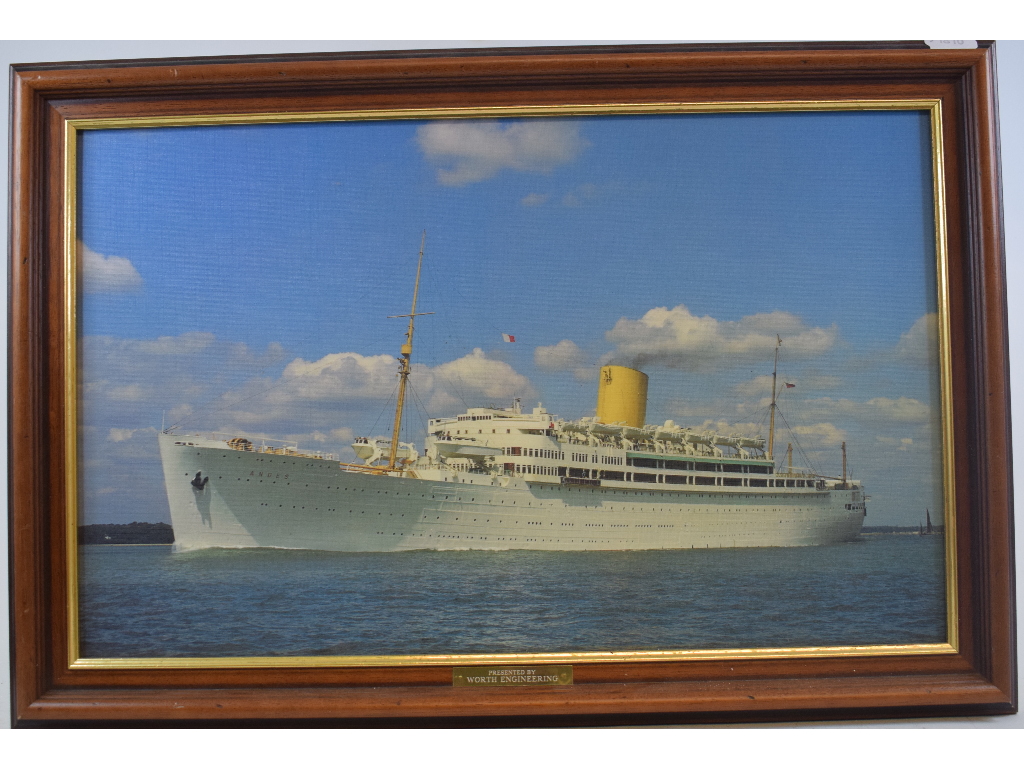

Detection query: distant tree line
xmin=78 ymin=522 xmax=175 ymax=545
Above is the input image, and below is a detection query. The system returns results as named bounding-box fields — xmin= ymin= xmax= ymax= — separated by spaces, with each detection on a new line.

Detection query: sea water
xmin=77 ymin=534 xmax=947 ymax=658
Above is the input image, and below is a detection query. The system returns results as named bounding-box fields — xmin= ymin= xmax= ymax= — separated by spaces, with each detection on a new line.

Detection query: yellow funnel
xmin=596 ymin=365 xmax=648 ymax=428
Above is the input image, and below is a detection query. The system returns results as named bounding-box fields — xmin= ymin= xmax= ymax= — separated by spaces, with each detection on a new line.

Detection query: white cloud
xmin=133 ymin=332 xmax=216 ymax=355
xmin=802 ymin=396 xmax=932 ymax=425
xmin=866 ymin=397 xmax=931 ymax=422
xmin=876 ymin=436 xmax=915 ymax=451
xmin=535 ymin=339 xmax=585 ymax=371
xmin=107 ymin=427 xmax=136 ymax=442
xmin=604 ymin=304 xmax=837 ymax=371
xmin=82 ymin=329 xmax=536 ymax=438
xmin=204 ymin=347 xmax=536 ymax=430
xmin=81 ymin=332 xmax=288 ymax=428
xmin=416 ymin=120 xmax=586 ymax=186
xmin=893 ymin=313 xmax=938 ymax=365
xmin=521 ymin=193 xmax=549 ymax=206
xmin=791 ymin=422 xmax=847 ymax=447
xmin=80 ymin=242 xmax=143 ymax=294
xmin=278 ymin=352 xmax=398 ymax=402
xmin=427 ymin=348 xmax=536 ymax=410
xmin=269 ymin=347 xmax=531 ymax=413
xmin=535 ymin=339 xmax=593 ymax=381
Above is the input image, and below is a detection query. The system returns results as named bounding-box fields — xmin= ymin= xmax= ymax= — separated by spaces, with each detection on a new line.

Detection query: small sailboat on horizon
xmin=919 ymin=508 xmax=941 ymax=535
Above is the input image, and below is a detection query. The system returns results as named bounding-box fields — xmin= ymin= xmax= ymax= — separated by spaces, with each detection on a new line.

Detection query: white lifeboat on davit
xmin=352 ymin=437 xmax=418 ymax=464
xmin=434 ymin=440 xmax=503 ymax=459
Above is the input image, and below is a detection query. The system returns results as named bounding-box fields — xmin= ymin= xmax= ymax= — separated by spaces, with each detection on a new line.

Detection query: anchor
xmin=191 ymin=471 xmax=209 ymax=490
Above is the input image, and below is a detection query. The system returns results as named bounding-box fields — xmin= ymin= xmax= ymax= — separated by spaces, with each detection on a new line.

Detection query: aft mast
xmin=386 ymin=232 xmax=431 ymax=472
xmin=768 ymin=335 xmax=781 ymax=460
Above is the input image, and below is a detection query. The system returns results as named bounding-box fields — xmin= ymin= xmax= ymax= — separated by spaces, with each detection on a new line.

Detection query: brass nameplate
xmin=453 ymin=665 xmax=573 ymax=687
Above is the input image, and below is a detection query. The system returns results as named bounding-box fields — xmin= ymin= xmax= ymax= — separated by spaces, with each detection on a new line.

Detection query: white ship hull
xmin=159 ymin=434 xmax=865 ymax=553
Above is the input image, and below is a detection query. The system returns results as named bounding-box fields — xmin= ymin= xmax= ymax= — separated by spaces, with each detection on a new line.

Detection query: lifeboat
xmin=352 ymin=437 xmax=418 ymax=464
xmin=434 ymin=440 xmax=503 ymax=459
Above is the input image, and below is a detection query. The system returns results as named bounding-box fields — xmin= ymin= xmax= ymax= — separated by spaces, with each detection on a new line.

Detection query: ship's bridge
xmin=429 ymin=402 xmax=559 ymax=437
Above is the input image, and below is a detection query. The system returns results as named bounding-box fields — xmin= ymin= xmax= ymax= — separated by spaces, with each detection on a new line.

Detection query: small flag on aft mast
xmin=502 ymin=333 xmax=516 ymax=343
xmin=785 ymin=382 xmax=795 ymax=388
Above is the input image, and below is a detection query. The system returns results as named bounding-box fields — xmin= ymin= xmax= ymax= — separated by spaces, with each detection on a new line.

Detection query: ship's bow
xmin=158 ymin=433 xmax=258 ymax=551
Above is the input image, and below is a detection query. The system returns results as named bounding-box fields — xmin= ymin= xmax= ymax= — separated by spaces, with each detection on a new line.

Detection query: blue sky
xmin=77 ymin=110 xmax=943 ymax=526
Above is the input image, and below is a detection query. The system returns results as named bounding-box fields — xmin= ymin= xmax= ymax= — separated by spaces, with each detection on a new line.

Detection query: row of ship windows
xmin=566 ymin=452 xmax=626 ymax=465
xmin=209 ymin=448 xmax=779 ymax=479
xmin=498 ymin=449 xmax=770 ymax=474
xmin=251 ymin=507 xmax=692 ymax=533
xmin=211 ymin=449 xmax=772 ymax=478
xmin=505 ymin=447 xmax=565 ymax=460
xmin=627 ymin=458 xmax=771 ymax=474
xmin=211 ymin=452 xmax=334 ymax=468
xmin=509 ymin=465 xmax=819 ymax=489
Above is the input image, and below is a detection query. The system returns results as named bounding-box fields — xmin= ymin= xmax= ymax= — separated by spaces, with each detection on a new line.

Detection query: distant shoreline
xmin=78 ymin=522 xmax=174 ymax=545
xmin=78 ymin=543 xmax=172 ymax=547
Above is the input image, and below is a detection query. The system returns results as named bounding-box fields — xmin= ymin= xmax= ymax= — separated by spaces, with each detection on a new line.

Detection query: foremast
xmin=385 ymin=231 xmax=431 ymax=472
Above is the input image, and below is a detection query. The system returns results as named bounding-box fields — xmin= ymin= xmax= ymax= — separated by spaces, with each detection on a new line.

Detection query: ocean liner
xmin=158 ymin=240 xmax=867 ymax=552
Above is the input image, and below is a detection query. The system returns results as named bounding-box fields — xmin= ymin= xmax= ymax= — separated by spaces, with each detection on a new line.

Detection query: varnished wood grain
xmin=20 ymin=673 xmax=1012 ymax=723
xmin=8 ymin=41 xmax=1016 ymax=726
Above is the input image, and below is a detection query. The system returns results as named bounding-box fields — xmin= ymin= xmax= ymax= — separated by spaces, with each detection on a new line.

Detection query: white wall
xmin=1 ymin=39 xmax=1020 ymax=730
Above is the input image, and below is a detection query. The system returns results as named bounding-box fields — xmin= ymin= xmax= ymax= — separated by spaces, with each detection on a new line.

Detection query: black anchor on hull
xmin=191 ymin=471 xmax=209 ymax=490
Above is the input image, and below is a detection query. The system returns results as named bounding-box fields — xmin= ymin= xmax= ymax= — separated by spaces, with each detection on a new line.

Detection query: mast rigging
xmin=386 ymin=231 xmax=432 ymax=471
xmin=767 ymin=335 xmax=781 ymax=460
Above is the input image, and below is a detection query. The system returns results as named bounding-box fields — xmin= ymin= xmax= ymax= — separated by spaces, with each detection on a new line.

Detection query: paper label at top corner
xmin=924 ymin=40 xmax=978 ymax=49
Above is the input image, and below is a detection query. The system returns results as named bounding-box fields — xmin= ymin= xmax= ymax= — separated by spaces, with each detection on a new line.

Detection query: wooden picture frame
xmin=8 ymin=41 xmax=1016 ymax=726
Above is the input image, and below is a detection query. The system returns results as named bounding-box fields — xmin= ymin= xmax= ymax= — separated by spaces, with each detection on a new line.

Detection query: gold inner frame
xmin=63 ymin=99 xmax=958 ymax=670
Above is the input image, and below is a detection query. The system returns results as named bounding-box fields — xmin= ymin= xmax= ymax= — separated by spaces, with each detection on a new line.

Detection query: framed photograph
xmin=9 ymin=42 xmax=1016 ymax=725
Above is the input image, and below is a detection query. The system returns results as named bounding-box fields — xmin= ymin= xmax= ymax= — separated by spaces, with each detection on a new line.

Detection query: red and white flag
xmin=785 ymin=382 xmax=795 ymax=388
xmin=502 ymin=333 xmax=516 ymax=343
